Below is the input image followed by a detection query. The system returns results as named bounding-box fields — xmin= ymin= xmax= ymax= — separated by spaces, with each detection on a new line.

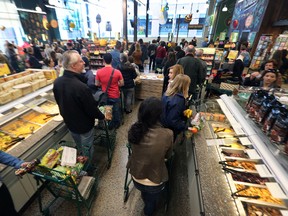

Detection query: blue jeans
xmin=69 ymin=128 xmax=95 ymax=165
xmin=133 ymin=180 xmax=166 ymax=216
xmin=107 ymin=97 xmax=121 ymax=128
xmin=122 ymin=88 xmax=134 ymax=112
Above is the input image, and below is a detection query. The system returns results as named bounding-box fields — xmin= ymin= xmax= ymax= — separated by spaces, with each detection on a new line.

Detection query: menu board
xmin=270 ymin=34 xmax=288 ymax=56
xmin=227 ymin=50 xmax=239 ymax=60
xmin=249 ymin=35 xmax=273 ymax=70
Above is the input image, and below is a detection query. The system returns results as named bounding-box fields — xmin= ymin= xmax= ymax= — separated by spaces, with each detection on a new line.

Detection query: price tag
xmin=40 ymin=92 xmax=48 ymax=97
xmin=206 ymin=139 xmax=225 ymax=146
xmin=14 ymin=104 xmax=24 ymax=109
xmin=280 ymin=210 xmax=288 ymax=216
xmin=255 ymin=164 xmax=273 ymax=178
xmin=239 ymin=137 xmax=252 ymax=145
xmin=246 ymin=149 xmax=261 ymax=160
xmin=233 ymin=127 xmax=245 ymax=136
xmin=266 ymin=182 xmax=288 ymax=199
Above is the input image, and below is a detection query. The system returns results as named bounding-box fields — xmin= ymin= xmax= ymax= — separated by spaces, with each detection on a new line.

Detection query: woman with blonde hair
xmin=132 ymin=42 xmax=143 ymax=71
xmin=161 ymin=74 xmax=190 ymax=140
xmin=164 ymin=64 xmax=184 ymax=92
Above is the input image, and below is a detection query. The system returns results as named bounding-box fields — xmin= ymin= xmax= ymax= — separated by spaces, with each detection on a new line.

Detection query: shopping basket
xmin=30 ymin=141 xmax=98 ymax=216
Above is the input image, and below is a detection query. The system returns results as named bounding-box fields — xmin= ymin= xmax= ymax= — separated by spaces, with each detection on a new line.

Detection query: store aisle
xmin=20 ymin=100 xmax=168 ymax=216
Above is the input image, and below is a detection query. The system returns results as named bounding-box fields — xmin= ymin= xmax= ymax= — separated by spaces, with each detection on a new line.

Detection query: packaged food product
xmin=254 ymin=95 xmax=277 ymax=124
xmin=40 ymin=148 xmax=61 ymax=169
xmin=262 ymin=106 xmax=284 ymax=133
xmin=246 ymin=90 xmax=268 ymax=117
xmin=270 ymin=110 xmax=288 ymax=144
xmin=104 ymin=105 xmax=113 ymax=121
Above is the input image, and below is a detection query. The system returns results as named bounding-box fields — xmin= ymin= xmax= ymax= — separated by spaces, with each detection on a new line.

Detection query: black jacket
xmin=176 ymin=50 xmax=185 ymax=60
xmin=53 ymin=70 xmax=104 ymax=133
xmin=177 ymin=54 xmax=204 ymax=94
xmin=118 ymin=63 xmax=138 ymax=89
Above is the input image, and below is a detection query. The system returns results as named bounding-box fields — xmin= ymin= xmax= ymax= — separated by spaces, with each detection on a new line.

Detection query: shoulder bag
xmin=94 ymin=69 xmax=115 ymax=106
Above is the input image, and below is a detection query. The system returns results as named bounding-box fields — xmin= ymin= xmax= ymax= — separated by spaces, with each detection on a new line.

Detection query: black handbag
xmin=94 ymin=69 xmax=115 ymax=106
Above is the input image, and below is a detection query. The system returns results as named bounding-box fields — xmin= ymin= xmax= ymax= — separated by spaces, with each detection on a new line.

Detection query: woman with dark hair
xmin=127 ymin=97 xmax=173 ymax=216
xmin=26 ymin=47 xmax=43 ymax=69
xmin=118 ymin=53 xmax=138 ymax=114
xmin=260 ymin=69 xmax=280 ymax=89
xmin=175 ymin=46 xmax=185 ymax=60
xmin=162 ymin=52 xmax=177 ymax=93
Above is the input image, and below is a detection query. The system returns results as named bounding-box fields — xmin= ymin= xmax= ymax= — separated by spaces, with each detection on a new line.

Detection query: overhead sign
xmin=188 ymin=24 xmax=203 ymax=30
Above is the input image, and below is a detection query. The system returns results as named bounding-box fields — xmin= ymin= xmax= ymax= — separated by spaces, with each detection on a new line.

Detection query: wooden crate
xmin=135 ymin=79 xmax=163 ymax=100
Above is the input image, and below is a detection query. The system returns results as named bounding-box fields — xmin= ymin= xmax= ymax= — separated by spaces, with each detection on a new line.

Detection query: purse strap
xmin=105 ymin=68 xmax=115 ymax=93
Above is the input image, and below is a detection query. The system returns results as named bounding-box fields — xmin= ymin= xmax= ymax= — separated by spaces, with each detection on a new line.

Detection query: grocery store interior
xmin=1 ymin=0 xmax=288 ymax=216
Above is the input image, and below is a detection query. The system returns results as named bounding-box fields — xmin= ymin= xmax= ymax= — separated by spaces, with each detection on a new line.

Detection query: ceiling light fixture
xmin=205 ymin=1 xmax=209 ymax=9
xmin=222 ymin=5 xmax=228 ymax=12
xmin=16 ymin=8 xmax=47 ymax=14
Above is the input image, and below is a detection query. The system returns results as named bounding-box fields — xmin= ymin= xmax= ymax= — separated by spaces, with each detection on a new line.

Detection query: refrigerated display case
xmin=0 ymin=84 xmax=69 ymax=212
xmin=186 ymin=95 xmax=288 ymax=215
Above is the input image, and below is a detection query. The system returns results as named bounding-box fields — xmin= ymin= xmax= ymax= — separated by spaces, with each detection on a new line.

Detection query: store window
xmin=127 ymin=0 xmax=208 ymax=39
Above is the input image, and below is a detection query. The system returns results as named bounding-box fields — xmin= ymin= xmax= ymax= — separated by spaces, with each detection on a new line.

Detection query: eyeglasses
xmin=266 ymin=69 xmax=278 ymax=73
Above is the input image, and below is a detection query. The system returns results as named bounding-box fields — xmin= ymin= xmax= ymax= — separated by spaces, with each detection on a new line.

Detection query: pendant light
xmin=222 ymin=5 xmax=228 ymax=12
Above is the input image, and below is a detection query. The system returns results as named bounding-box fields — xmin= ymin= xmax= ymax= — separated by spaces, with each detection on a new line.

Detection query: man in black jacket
xmin=177 ymin=45 xmax=204 ymax=99
xmin=53 ymin=50 xmax=104 ymax=165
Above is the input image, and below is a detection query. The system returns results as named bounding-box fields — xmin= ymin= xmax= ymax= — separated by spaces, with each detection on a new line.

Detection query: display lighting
xmin=16 ymin=8 xmax=47 ymax=14
xmin=35 ymin=6 xmax=42 ymax=12
xmin=45 ymin=4 xmax=74 ymax=11
xmin=135 ymin=0 xmax=145 ymax=6
xmin=222 ymin=5 xmax=228 ymax=12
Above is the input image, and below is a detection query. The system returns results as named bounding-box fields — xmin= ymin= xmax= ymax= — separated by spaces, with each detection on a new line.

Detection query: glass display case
xmin=0 ymin=84 xmax=68 ymax=212
xmin=189 ymin=95 xmax=288 ymax=215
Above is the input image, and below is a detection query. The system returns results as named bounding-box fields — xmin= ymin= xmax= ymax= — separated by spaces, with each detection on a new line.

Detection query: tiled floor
xmin=20 ymin=65 xmax=170 ymax=216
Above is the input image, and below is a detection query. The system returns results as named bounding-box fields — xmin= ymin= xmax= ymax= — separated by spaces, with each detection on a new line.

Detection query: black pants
xmin=149 ymin=56 xmax=156 ymax=70
xmin=0 ymin=183 xmax=19 ymax=216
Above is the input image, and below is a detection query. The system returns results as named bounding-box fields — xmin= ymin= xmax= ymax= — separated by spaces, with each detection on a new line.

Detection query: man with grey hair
xmin=53 ymin=50 xmax=104 ymax=168
xmin=195 ymin=48 xmax=207 ymax=85
xmin=177 ymin=45 xmax=204 ymax=99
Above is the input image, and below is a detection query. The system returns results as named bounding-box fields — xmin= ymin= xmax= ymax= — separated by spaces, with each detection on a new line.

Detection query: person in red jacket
xmin=155 ymin=41 xmax=167 ymax=72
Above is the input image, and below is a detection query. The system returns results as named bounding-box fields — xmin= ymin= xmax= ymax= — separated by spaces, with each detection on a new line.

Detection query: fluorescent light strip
xmin=45 ymin=4 xmax=74 ymax=11
xmin=17 ymin=8 xmax=47 ymax=14
xmin=84 ymin=1 xmax=106 ymax=9
xmin=135 ymin=0 xmax=146 ymax=6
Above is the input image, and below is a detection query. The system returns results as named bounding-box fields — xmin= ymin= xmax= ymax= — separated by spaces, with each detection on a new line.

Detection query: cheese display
xmin=0 ymin=69 xmax=56 ymax=105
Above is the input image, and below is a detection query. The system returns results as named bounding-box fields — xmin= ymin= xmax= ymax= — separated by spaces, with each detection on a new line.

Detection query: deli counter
xmin=186 ymin=94 xmax=288 ymax=216
xmin=0 ymin=71 xmax=69 ymax=212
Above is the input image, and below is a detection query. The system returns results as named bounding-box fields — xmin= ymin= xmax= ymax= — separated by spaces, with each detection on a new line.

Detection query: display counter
xmin=135 ymin=73 xmax=164 ymax=100
xmin=187 ymin=95 xmax=288 ymax=215
xmin=0 ymin=83 xmax=68 ymax=212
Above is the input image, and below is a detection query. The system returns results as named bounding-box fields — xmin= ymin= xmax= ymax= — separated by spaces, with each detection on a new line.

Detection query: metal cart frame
xmin=30 ymin=142 xmax=98 ymax=216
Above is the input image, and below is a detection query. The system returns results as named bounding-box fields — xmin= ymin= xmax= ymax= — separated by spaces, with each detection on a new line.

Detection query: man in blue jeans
xmin=53 ymin=50 xmax=105 ymax=166
xmin=96 ymin=53 xmax=124 ymax=129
